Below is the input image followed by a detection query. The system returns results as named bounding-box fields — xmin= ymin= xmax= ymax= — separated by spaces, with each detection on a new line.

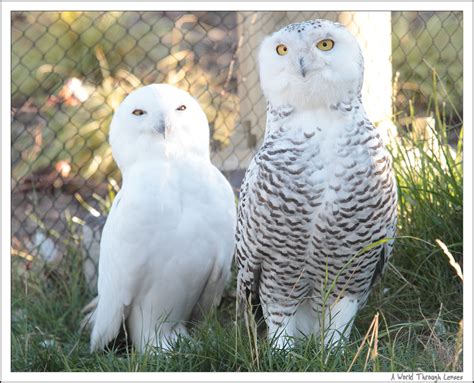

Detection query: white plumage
xmin=89 ymin=84 xmax=236 ymax=352
xmin=236 ymin=20 xmax=397 ymax=349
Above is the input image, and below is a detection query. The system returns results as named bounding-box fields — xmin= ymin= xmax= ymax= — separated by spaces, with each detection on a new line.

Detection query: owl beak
xmin=154 ymin=117 xmax=169 ymax=139
xmin=298 ymin=57 xmax=306 ymax=78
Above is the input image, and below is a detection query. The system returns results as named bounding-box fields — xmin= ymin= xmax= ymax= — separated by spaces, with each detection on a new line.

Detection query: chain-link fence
xmin=11 ymin=11 xmax=463 ymax=290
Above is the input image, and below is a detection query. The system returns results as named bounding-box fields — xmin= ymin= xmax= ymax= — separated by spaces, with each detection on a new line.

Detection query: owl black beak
xmin=154 ymin=118 xmax=169 ymax=138
xmin=299 ymin=57 xmax=306 ymax=78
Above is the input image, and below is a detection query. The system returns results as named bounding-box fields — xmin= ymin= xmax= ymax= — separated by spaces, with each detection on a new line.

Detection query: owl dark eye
xmin=132 ymin=109 xmax=146 ymax=116
xmin=176 ymin=105 xmax=187 ymax=111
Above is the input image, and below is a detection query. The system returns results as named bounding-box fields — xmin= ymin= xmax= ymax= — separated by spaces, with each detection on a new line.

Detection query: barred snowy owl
xmin=236 ymin=19 xmax=397 ymax=349
xmin=89 ymin=84 xmax=236 ymax=352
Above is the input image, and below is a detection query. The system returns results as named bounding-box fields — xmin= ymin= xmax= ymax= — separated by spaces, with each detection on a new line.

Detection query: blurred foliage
xmin=392 ymin=11 xmax=462 ymax=124
xmin=12 ymin=11 xmax=239 ymax=182
xmin=11 ymin=11 xmax=463 ymax=184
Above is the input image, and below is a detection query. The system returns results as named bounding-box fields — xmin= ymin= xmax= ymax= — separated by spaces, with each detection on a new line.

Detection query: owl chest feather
xmin=243 ymin=109 xmax=396 ymax=297
xmin=254 ymin=111 xmax=386 ymax=224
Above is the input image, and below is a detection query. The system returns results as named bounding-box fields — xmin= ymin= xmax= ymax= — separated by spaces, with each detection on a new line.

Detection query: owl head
xmin=109 ymin=84 xmax=210 ymax=170
xmin=259 ymin=19 xmax=364 ymax=109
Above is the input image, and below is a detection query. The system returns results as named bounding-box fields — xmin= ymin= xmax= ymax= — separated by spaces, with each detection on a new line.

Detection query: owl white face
xmin=259 ymin=19 xmax=364 ymax=109
xmin=109 ymin=84 xmax=210 ymax=169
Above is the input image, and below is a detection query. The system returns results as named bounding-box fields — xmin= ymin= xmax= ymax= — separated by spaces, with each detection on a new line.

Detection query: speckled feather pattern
xmin=236 ymin=19 xmax=397 ymax=347
xmin=237 ymin=104 xmax=397 ymax=311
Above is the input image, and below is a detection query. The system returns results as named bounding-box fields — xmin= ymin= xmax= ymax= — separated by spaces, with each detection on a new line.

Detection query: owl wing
xmin=369 ymin=195 xmax=398 ymax=289
xmin=235 ymin=157 xmax=263 ymax=310
xmin=338 ymin=121 xmax=398 ymax=303
xmin=190 ymin=252 xmax=231 ymax=321
xmin=191 ymin=170 xmax=236 ymax=320
xmin=89 ymin=190 xmax=137 ymax=351
xmin=368 ymin=127 xmax=398 ymax=290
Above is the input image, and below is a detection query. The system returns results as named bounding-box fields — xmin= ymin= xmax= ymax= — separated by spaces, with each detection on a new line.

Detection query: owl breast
xmin=244 ymin=110 xmax=397 ymax=306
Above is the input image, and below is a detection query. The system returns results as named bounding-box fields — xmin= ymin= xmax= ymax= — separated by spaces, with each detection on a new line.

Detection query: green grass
xmin=11 ymin=118 xmax=463 ymax=372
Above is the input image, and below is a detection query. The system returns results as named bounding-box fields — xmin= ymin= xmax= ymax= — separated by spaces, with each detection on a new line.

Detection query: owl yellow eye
xmin=276 ymin=44 xmax=288 ymax=56
xmin=316 ymin=39 xmax=334 ymax=51
xmin=132 ymin=109 xmax=146 ymax=116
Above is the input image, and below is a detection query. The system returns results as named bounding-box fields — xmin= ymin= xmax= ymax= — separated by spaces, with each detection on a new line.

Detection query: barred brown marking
xmin=337 ymin=196 xmax=354 ymax=204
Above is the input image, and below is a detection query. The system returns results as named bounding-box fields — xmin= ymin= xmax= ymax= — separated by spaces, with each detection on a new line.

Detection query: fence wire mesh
xmin=11 ymin=11 xmax=463 ymax=291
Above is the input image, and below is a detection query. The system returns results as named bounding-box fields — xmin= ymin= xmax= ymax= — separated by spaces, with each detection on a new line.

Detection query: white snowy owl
xmin=236 ymin=19 xmax=397 ymax=349
xmin=89 ymin=84 xmax=236 ymax=352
